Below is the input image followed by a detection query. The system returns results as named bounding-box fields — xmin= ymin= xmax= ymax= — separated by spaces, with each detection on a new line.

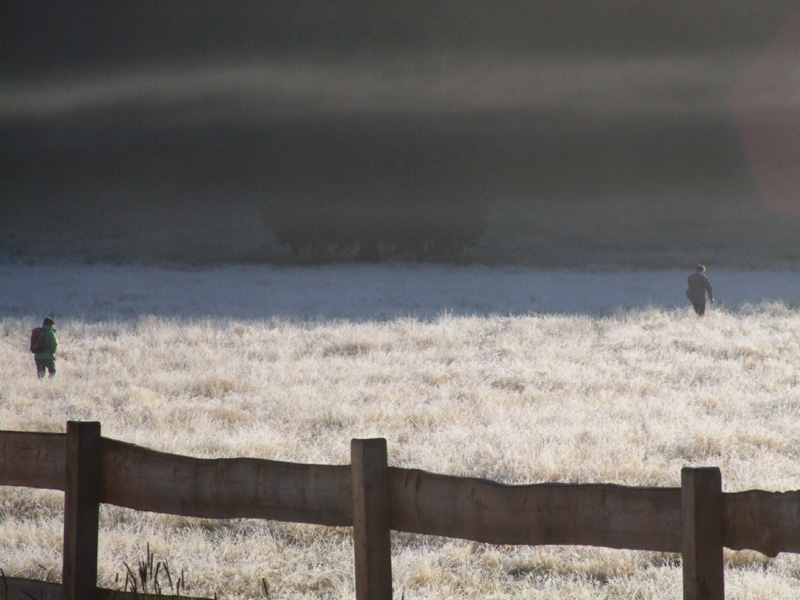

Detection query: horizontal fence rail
xmin=100 ymin=437 xmax=353 ymax=525
xmin=0 ymin=431 xmax=66 ymax=490
xmin=2 ymin=422 xmax=800 ymax=599
xmin=389 ymin=468 xmax=683 ymax=551
xmin=722 ymin=490 xmax=800 ymax=556
xmin=0 ymin=576 xmax=210 ymax=600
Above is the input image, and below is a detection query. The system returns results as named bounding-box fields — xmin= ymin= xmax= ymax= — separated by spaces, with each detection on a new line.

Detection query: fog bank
xmin=3 ymin=264 xmax=799 ymax=321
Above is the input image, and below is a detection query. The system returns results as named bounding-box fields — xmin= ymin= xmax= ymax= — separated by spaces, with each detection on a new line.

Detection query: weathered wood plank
xmin=352 ymin=439 xmax=393 ymax=600
xmin=96 ymin=587 xmax=212 ymax=599
xmin=63 ymin=421 xmax=102 ymax=600
xmin=388 ymin=467 xmax=683 ymax=551
xmin=0 ymin=576 xmax=62 ymax=600
xmin=0 ymin=431 xmax=66 ymax=490
xmin=0 ymin=578 xmax=211 ymax=600
xmin=682 ymin=467 xmax=724 ymax=600
xmin=723 ymin=489 xmax=800 ymax=557
xmin=99 ymin=438 xmax=353 ymax=525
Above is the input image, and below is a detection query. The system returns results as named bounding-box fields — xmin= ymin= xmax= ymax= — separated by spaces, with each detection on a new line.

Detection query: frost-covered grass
xmin=2 ymin=264 xmax=800 ymax=599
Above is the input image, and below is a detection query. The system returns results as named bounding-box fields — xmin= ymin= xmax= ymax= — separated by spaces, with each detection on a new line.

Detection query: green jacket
xmin=34 ymin=326 xmax=58 ymax=361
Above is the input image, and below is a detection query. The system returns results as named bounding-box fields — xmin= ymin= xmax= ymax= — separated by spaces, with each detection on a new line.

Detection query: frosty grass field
xmin=3 ymin=263 xmax=800 ymax=599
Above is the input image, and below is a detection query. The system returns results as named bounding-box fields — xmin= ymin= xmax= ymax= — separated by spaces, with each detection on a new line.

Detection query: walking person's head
xmin=696 ymin=264 xmax=705 ymax=273
xmin=43 ymin=317 xmax=55 ymax=327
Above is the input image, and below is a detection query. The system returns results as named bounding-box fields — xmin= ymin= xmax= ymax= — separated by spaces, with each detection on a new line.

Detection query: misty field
xmin=3 ymin=265 xmax=800 ymax=598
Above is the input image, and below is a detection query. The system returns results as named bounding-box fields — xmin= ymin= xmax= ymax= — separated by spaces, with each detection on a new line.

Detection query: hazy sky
xmin=3 ymin=3 xmax=796 ymax=121
xmin=0 ymin=53 xmax=755 ymax=123
xmin=2 ymin=3 xmax=798 ymax=220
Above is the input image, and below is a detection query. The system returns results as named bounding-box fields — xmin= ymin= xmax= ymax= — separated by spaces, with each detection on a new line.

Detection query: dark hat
xmin=43 ymin=317 xmax=55 ymax=327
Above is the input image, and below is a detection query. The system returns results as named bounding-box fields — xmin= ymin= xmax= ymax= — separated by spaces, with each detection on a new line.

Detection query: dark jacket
xmin=34 ymin=326 xmax=58 ymax=361
xmin=687 ymin=272 xmax=713 ymax=304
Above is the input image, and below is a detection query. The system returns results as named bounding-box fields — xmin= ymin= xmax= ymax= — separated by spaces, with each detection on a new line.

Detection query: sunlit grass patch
xmin=3 ymin=303 xmax=800 ymax=598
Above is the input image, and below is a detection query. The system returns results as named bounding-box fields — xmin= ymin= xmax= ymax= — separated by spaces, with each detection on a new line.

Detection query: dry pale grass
xmin=2 ymin=305 xmax=800 ymax=598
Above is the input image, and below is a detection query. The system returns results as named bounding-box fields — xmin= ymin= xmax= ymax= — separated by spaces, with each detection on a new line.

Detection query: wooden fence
xmin=2 ymin=421 xmax=800 ymax=600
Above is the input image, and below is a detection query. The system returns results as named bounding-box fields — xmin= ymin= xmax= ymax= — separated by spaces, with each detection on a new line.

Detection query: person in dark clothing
xmin=686 ymin=265 xmax=714 ymax=316
xmin=34 ymin=317 xmax=58 ymax=378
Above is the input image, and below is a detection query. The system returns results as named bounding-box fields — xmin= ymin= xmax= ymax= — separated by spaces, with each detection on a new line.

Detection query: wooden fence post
xmin=63 ymin=421 xmax=102 ymax=600
xmin=682 ymin=467 xmax=724 ymax=600
xmin=351 ymin=438 xmax=392 ymax=600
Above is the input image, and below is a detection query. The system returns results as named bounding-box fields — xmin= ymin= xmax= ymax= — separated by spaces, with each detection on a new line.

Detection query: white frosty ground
xmin=1 ymin=263 xmax=799 ymax=320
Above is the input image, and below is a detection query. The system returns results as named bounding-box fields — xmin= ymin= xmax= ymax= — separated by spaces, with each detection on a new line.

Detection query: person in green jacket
xmin=34 ymin=317 xmax=58 ymax=378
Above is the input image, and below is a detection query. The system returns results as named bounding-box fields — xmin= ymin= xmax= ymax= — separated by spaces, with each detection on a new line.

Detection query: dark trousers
xmin=35 ymin=359 xmax=56 ymax=378
xmin=691 ymin=301 xmax=706 ymax=316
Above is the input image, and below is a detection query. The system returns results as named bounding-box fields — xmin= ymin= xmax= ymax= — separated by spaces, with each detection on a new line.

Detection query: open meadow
xmin=3 ymin=263 xmax=800 ymax=599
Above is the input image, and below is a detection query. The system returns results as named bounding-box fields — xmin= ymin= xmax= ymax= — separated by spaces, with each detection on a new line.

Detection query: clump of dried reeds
xmin=116 ymin=542 xmax=187 ymax=597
